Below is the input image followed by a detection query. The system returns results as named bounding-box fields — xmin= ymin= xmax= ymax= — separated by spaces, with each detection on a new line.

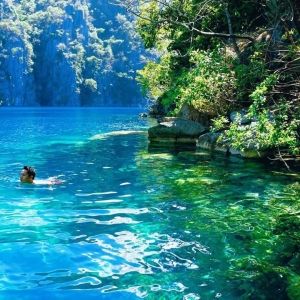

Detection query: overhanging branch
xmin=111 ymin=0 xmax=255 ymax=43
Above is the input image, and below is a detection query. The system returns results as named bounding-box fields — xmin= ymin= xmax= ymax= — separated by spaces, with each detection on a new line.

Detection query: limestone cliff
xmin=0 ymin=0 xmax=150 ymax=106
xmin=0 ymin=22 xmax=37 ymax=106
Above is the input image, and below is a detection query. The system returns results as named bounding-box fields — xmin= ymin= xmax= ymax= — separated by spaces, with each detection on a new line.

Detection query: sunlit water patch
xmin=0 ymin=108 xmax=299 ymax=299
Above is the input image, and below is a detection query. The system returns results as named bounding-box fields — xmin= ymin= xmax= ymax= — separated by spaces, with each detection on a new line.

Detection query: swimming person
xmin=20 ymin=166 xmax=35 ymax=183
xmin=20 ymin=166 xmax=62 ymax=185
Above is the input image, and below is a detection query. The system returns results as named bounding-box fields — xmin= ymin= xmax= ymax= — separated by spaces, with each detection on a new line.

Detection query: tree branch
xmin=111 ymin=0 xmax=255 ymax=42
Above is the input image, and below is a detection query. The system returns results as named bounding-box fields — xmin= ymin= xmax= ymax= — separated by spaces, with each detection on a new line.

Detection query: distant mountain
xmin=0 ymin=0 xmax=152 ymax=106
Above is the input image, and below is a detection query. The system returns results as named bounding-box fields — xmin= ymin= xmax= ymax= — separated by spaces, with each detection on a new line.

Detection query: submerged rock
xmin=90 ymin=130 xmax=146 ymax=140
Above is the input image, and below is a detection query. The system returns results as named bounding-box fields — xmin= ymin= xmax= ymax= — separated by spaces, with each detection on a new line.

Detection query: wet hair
xmin=23 ymin=166 xmax=36 ymax=179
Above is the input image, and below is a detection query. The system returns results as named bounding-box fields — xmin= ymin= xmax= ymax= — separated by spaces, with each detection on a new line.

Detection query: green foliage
xmin=84 ymin=78 xmax=97 ymax=92
xmin=139 ymin=48 xmax=237 ymax=116
xmin=136 ymin=2 xmax=160 ymax=48
xmin=176 ymin=49 xmax=237 ymax=116
xmin=218 ymin=73 xmax=300 ymax=156
xmin=248 ymin=74 xmax=279 ymax=114
xmin=215 ymin=104 xmax=300 ymax=156
xmin=137 ymin=52 xmax=173 ymax=99
xmin=234 ymin=59 xmax=268 ymax=102
xmin=131 ymin=0 xmax=300 ymax=157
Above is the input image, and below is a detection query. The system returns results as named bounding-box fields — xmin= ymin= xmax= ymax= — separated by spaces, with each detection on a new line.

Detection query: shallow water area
xmin=0 ymin=107 xmax=299 ymax=300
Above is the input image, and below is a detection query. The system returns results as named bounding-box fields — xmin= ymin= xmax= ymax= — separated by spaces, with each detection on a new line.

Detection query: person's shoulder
xmin=34 ymin=178 xmax=62 ymax=185
xmin=34 ymin=179 xmax=53 ymax=185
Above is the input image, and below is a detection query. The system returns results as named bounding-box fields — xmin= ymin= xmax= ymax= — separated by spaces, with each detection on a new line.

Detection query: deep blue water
xmin=0 ymin=107 xmax=299 ymax=300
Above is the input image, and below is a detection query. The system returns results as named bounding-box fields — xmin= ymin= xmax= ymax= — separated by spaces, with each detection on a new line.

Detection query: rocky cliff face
xmin=34 ymin=6 xmax=87 ymax=106
xmin=0 ymin=23 xmax=37 ymax=106
xmin=0 ymin=0 xmax=151 ymax=107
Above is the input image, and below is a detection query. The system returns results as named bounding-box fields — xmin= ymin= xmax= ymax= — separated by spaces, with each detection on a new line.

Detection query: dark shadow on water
xmin=148 ymin=142 xmax=300 ymax=175
xmin=147 ymin=142 xmax=197 ymax=156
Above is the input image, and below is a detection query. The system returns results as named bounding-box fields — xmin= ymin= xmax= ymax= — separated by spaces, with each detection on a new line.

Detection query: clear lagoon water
xmin=0 ymin=107 xmax=300 ymax=300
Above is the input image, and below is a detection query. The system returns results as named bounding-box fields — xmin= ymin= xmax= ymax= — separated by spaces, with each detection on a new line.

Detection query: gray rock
xmin=230 ymin=110 xmax=250 ymax=124
xmin=148 ymin=118 xmax=206 ymax=144
xmin=230 ymin=109 xmax=275 ymax=124
xmin=197 ymin=131 xmax=274 ymax=158
xmin=0 ymin=27 xmax=37 ymax=106
xmin=177 ymin=103 xmax=211 ymax=126
xmin=157 ymin=116 xmax=177 ymax=123
xmin=228 ymin=147 xmax=272 ymax=158
xmin=196 ymin=132 xmax=229 ymax=153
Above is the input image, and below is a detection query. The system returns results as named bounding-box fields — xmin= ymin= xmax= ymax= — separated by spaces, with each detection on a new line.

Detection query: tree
xmin=114 ymin=0 xmax=300 ymax=164
xmin=113 ymin=0 xmax=257 ymax=56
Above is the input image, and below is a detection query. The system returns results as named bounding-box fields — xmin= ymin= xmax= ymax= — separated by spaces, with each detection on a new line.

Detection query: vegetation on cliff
xmin=0 ymin=0 xmax=153 ymax=106
xmin=115 ymin=0 xmax=300 ymax=163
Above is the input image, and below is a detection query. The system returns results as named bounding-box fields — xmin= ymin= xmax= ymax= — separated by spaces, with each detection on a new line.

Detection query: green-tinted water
xmin=135 ymin=145 xmax=300 ymax=299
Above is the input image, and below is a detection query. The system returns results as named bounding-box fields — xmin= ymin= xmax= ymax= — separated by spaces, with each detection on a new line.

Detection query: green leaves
xmin=177 ymin=49 xmax=237 ymax=116
xmin=122 ymin=0 xmax=300 ymax=159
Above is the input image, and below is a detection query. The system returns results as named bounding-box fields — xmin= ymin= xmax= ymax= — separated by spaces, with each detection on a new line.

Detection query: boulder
xmin=197 ymin=112 xmax=276 ymax=158
xmin=148 ymin=102 xmax=168 ymax=117
xmin=230 ymin=109 xmax=275 ymax=124
xmin=196 ymin=132 xmax=229 ymax=153
xmin=148 ymin=118 xmax=206 ymax=144
xmin=197 ymin=131 xmax=274 ymax=158
xmin=177 ymin=103 xmax=211 ymax=125
xmin=230 ymin=109 xmax=250 ymax=124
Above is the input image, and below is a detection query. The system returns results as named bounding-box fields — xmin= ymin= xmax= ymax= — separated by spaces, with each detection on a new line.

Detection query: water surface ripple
xmin=0 ymin=108 xmax=299 ymax=300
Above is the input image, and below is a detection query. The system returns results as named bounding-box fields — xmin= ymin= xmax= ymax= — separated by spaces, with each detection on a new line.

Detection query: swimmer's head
xmin=20 ymin=166 xmax=35 ymax=183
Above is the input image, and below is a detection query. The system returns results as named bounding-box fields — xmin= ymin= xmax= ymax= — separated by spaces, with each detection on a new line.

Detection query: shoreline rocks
xmin=147 ymin=116 xmax=274 ymax=159
xmin=196 ymin=132 xmax=273 ymax=158
xmin=148 ymin=118 xmax=207 ymax=144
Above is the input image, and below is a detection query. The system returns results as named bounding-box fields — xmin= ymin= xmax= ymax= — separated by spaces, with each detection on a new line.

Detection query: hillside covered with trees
xmin=0 ymin=0 xmax=153 ymax=106
xmin=115 ymin=0 xmax=300 ymax=163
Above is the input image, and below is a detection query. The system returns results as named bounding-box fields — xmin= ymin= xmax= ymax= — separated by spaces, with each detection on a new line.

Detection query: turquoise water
xmin=0 ymin=107 xmax=299 ymax=299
